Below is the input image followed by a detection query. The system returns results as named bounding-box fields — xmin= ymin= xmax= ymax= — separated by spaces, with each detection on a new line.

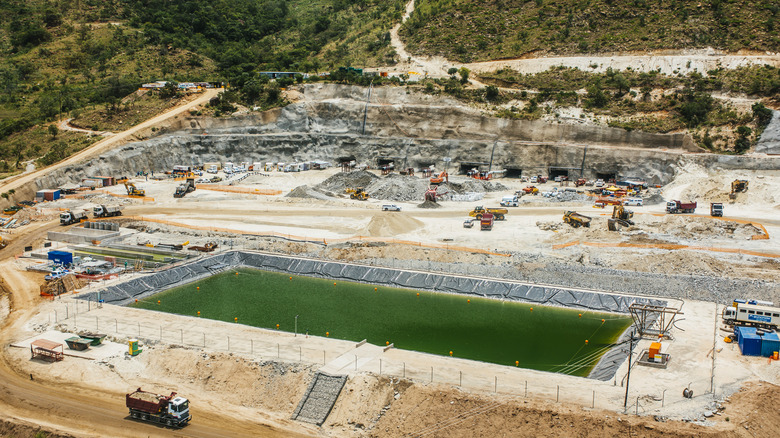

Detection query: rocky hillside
xmin=400 ymin=0 xmax=780 ymax=62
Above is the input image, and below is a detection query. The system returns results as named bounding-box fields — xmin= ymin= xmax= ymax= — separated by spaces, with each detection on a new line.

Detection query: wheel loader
xmin=345 ymin=187 xmax=369 ymax=200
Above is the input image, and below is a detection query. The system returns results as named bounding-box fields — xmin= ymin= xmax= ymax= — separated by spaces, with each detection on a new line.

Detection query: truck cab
xmin=500 ymin=196 xmax=519 ymax=207
xmin=168 ymin=396 xmax=190 ymax=424
xmin=710 ymin=203 xmax=724 ymax=217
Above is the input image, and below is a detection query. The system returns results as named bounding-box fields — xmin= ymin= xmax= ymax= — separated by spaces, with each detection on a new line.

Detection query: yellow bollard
xmin=449 ymin=351 xmax=453 ymax=356
xmin=374 ymin=287 xmax=378 ymax=291
xmin=467 ymin=299 xmax=471 ymax=303
xmin=326 ymin=331 xmax=330 ymax=337
xmin=289 ymin=277 xmax=292 ymax=280
xmin=530 ymin=307 xmax=533 ymax=312
xmin=585 ymin=340 xmax=589 ymax=345
xmin=157 ymin=300 xmax=160 ymax=305
xmin=333 ymin=282 xmax=336 ymax=286
xmin=196 ymin=286 xmax=200 ymax=290
xmin=197 ymin=311 xmax=200 ymax=316
xmin=386 ymin=341 xmax=389 ymax=346
xmin=276 ymin=324 xmax=279 ymax=329
xmin=515 ymin=361 xmax=519 ymax=366
xmin=416 ymin=293 xmax=420 ymax=297
xmin=578 ymin=313 xmax=582 ymax=318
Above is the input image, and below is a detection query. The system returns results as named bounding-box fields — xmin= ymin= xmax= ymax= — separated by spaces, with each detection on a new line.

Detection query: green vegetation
xmin=474 ymin=66 xmax=778 ymax=152
xmin=132 ymin=268 xmax=632 ymax=376
xmin=401 ymin=0 xmax=780 ymax=62
xmin=0 ymin=0 xmax=404 ymax=174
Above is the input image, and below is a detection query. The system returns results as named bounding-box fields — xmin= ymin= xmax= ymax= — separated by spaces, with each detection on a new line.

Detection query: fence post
xmin=557 ymin=385 xmax=559 ymax=402
xmin=494 ymin=376 xmax=497 ymax=393
xmin=228 ymin=336 xmax=230 ymax=351
xmin=459 ymin=371 xmax=462 ymax=387
xmin=203 ymin=333 xmax=205 ymax=348
xmin=355 ymin=355 xmax=358 ymax=371
xmin=403 ymin=362 xmax=405 ymax=378
xmin=323 ymin=350 xmax=326 ymax=364
xmin=300 ymin=346 xmax=302 ymax=362
xmin=592 ymin=390 xmax=595 ymax=409
xmin=115 ymin=319 xmax=118 ymax=333
xmin=431 ymin=367 xmax=433 ymax=383
xmin=54 ymin=310 xmax=57 ymax=323
xmin=277 ymin=343 xmax=280 ymax=358
xmin=636 ymin=396 xmax=639 ymax=415
xmin=251 ymin=339 xmax=253 ymax=354
xmin=525 ymin=381 xmax=528 ymax=398
xmin=379 ymin=359 xmax=382 ymax=375
xmin=180 ymin=329 xmax=183 ymax=343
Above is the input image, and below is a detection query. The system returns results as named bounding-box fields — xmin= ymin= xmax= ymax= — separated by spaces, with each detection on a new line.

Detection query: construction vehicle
xmin=400 ymin=167 xmax=415 ymax=176
xmin=174 ymin=178 xmax=196 ymax=198
xmin=468 ymin=206 xmax=507 ymax=220
xmin=730 ymin=179 xmax=748 ymax=199
xmin=710 ymin=203 xmax=724 ymax=217
xmin=722 ymin=299 xmax=780 ymax=330
xmin=522 ymin=186 xmax=539 ymax=195
xmin=666 ymin=200 xmax=697 ymax=214
xmin=563 ymin=211 xmax=591 ymax=228
xmin=60 ymin=210 xmax=88 ymax=225
xmin=500 ymin=195 xmax=520 ymax=207
xmin=574 ymin=178 xmax=587 ymax=187
xmin=124 ymin=182 xmax=145 ymax=197
xmin=126 ymin=388 xmax=191 ymax=428
xmin=345 ymin=187 xmax=369 ymax=200
xmin=187 ymin=242 xmax=218 ymax=252
xmin=480 ymin=213 xmax=494 ymax=230
xmin=537 ymin=175 xmax=548 ymax=183
xmin=3 ymin=205 xmax=22 ymax=215
xmin=429 ymin=171 xmax=448 ymax=185
xmin=93 ymin=205 xmax=123 ymax=218
xmin=607 ymin=204 xmax=634 ymax=231
xmin=463 ymin=218 xmax=474 ymax=228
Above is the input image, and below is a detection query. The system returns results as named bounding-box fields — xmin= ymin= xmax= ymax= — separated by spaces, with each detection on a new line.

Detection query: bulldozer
xmin=345 ymin=187 xmax=369 ymax=200
xmin=562 ymin=211 xmax=591 ymax=228
xmin=607 ymin=204 xmax=634 ymax=231
xmin=729 ymin=179 xmax=748 ymax=199
xmin=124 ymin=182 xmax=146 ymax=197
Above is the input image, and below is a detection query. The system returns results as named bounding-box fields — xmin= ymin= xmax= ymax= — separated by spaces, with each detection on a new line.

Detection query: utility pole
xmin=624 ymin=330 xmax=635 ymax=410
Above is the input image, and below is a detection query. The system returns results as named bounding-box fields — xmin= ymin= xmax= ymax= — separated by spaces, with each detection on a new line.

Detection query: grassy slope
xmin=400 ymin=0 xmax=780 ymax=62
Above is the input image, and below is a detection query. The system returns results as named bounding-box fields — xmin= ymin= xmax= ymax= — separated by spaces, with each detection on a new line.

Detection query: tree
xmin=458 ymin=67 xmax=470 ymax=84
xmin=48 ymin=124 xmax=58 ymax=138
xmin=485 ymin=85 xmax=499 ymax=101
xmin=447 ymin=67 xmax=458 ymax=76
xmin=734 ymin=125 xmax=752 ymax=154
xmin=752 ymin=102 xmax=773 ymax=129
xmin=585 ymin=84 xmax=608 ymax=108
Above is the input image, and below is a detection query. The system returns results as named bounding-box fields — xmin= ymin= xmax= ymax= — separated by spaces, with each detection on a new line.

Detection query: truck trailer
xmin=666 ymin=200 xmax=697 ymax=214
xmin=722 ymin=300 xmax=780 ymax=330
xmin=93 ymin=205 xmax=123 ymax=218
xmin=480 ymin=213 xmax=494 ymax=230
xmin=126 ymin=388 xmax=191 ymax=428
xmin=60 ymin=210 xmax=88 ymax=225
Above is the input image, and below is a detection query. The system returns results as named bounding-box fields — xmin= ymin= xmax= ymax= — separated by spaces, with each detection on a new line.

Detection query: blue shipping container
xmin=739 ymin=332 xmax=762 ymax=356
xmin=735 ymin=326 xmax=757 ymax=343
xmin=761 ymin=332 xmax=780 ymax=357
xmin=47 ymin=250 xmax=73 ymax=266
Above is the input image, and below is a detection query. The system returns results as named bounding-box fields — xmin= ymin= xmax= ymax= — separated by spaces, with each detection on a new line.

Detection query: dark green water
xmin=131 ymin=268 xmax=631 ymax=376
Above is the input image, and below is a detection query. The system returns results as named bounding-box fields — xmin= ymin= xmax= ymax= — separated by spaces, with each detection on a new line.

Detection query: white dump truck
xmin=93 ymin=205 xmax=123 ymax=218
xmin=60 ymin=210 xmax=88 ymax=225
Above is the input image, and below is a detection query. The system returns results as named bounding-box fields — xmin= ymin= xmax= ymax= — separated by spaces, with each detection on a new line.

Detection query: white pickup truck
xmin=500 ymin=195 xmax=520 ymax=207
xmin=382 ymin=204 xmax=401 ymax=211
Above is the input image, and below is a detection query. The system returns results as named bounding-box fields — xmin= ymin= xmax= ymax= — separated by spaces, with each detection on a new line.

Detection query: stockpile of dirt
xmin=644 ymin=215 xmax=762 ymax=240
xmin=286 ymin=185 xmax=334 ymax=200
xmin=9 ymin=208 xmax=57 ymax=223
xmin=315 ymin=171 xmax=507 ymax=202
xmin=360 ymin=213 xmax=425 ymax=237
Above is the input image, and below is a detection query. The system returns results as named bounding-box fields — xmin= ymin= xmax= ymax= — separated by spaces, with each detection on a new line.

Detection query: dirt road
xmin=0 ymin=88 xmax=220 ymax=194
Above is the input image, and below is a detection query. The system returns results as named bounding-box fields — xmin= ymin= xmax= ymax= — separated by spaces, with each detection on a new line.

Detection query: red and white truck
xmin=126 ymin=388 xmax=191 ymax=427
xmin=666 ymin=200 xmax=697 ymax=214
xmin=480 ymin=213 xmax=494 ymax=231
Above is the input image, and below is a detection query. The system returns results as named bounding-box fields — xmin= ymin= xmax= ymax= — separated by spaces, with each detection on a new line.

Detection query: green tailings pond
xmin=131 ymin=268 xmax=632 ymax=376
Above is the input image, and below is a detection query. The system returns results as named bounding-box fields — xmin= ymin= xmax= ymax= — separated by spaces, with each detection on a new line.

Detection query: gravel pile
xmin=314 ymin=171 xmax=507 ymax=202
xmin=286 ymin=185 xmax=335 ymax=201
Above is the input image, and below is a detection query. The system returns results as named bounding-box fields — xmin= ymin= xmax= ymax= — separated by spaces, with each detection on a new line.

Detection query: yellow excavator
xmin=345 ymin=187 xmax=369 ymax=200
xmin=729 ymin=179 xmax=748 ymax=199
xmin=124 ymin=182 xmax=146 ymax=197
xmin=607 ymin=204 xmax=634 ymax=231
